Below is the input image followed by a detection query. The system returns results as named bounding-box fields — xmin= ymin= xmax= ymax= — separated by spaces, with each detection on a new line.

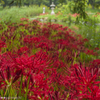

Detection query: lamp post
xmin=50 ymin=2 xmax=55 ymax=15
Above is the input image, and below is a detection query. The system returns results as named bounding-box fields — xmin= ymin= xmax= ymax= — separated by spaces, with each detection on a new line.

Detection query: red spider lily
xmin=85 ymin=49 xmax=98 ymax=56
xmin=23 ymin=35 xmax=40 ymax=45
xmin=0 ymin=65 xmax=23 ymax=89
xmin=57 ymin=11 xmax=62 ymax=15
xmin=0 ymin=49 xmax=54 ymax=99
xmin=63 ymin=26 xmax=68 ymax=30
xmin=0 ymin=20 xmax=100 ymax=99
xmin=83 ymin=38 xmax=89 ymax=42
xmin=0 ymin=40 xmax=5 ymax=48
xmin=39 ymin=13 xmax=49 ymax=16
xmin=1 ymin=36 xmax=6 ymax=42
xmin=96 ymin=12 xmax=100 ymax=15
xmin=36 ymin=42 xmax=49 ymax=50
xmin=12 ymin=69 xmax=22 ymax=83
xmin=72 ymin=13 xmax=80 ymax=17
xmin=19 ymin=23 xmax=25 ymax=26
xmin=22 ymin=70 xmax=54 ymax=99
xmin=68 ymin=64 xmax=100 ymax=99
xmin=20 ymin=18 xmax=29 ymax=21
xmin=93 ymin=15 xmax=98 ymax=17
xmin=57 ymin=28 xmax=64 ymax=31
xmin=68 ymin=28 xmax=72 ymax=32
xmin=90 ymin=59 xmax=100 ymax=69
xmin=17 ymin=46 xmax=28 ymax=55
xmin=95 ymin=47 xmax=100 ymax=50
xmin=31 ymin=20 xmax=39 ymax=25
xmin=0 ymin=40 xmax=6 ymax=51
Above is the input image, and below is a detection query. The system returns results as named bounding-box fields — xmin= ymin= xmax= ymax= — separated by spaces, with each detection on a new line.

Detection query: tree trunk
xmin=3 ymin=0 xmax=7 ymax=8
xmin=50 ymin=0 xmax=52 ymax=5
xmin=92 ymin=0 xmax=95 ymax=9
xmin=50 ymin=0 xmax=52 ymax=9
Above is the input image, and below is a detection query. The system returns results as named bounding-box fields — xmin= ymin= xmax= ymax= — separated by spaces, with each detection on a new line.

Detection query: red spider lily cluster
xmin=68 ymin=13 xmax=80 ymax=17
xmin=56 ymin=12 xmax=62 ymax=15
xmin=72 ymin=13 xmax=80 ymax=17
xmin=96 ymin=12 xmax=100 ymax=16
xmin=92 ymin=12 xmax=100 ymax=17
xmin=20 ymin=18 xmax=29 ymax=21
xmin=0 ymin=19 xmax=100 ymax=100
xmin=39 ymin=13 xmax=49 ymax=16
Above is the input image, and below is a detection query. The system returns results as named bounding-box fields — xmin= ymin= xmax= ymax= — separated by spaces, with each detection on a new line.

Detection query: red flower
xmin=20 ymin=18 xmax=29 ymax=21
xmin=68 ymin=64 xmax=100 ymax=99
xmin=0 ymin=40 xmax=6 ymax=52
xmin=85 ymin=49 xmax=98 ymax=56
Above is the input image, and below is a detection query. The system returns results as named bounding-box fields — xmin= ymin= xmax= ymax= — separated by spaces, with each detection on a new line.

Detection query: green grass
xmin=34 ymin=7 xmax=100 ymax=24
xmin=86 ymin=8 xmax=100 ymax=13
xmin=0 ymin=5 xmax=50 ymax=23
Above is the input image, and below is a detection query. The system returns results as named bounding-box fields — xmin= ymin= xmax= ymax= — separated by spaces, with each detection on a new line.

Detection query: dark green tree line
xmin=0 ymin=0 xmax=63 ymax=8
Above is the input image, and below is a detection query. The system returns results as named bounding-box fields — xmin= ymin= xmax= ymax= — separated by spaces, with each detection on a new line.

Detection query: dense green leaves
xmin=0 ymin=0 xmax=59 ymax=7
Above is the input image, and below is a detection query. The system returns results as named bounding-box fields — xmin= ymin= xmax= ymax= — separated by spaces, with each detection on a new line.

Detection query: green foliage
xmin=56 ymin=0 xmax=89 ymax=21
xmin=56 ymin=3 xmax=70 ymax=15
xmin=0 ymin=0 xmax=5 ymax=5
xmin=59 ymin=0 xmax=66 ymax=3
xmin=72 ymin=0 xmax=88 ymax=19
xmin=1 ymin=0 xmax=52 ymax=7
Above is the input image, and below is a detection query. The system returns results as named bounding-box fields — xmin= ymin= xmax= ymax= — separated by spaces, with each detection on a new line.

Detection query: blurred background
xmin=0 ymin=0 xmax=100 ymax=9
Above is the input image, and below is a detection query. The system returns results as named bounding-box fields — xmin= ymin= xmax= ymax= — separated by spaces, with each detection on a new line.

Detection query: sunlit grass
xmin=0 ymin=5 xmax=50 ymax=23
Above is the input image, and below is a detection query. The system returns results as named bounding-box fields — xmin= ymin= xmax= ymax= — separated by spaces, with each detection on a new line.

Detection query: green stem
xmin=25 ymin=76 xmax=30 ymax=100
xmin=19 ymin=75 xmax=23 ymax=97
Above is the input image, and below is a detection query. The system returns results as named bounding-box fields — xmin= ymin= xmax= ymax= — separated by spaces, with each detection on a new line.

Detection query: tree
xmin=50 ymin=0 xmax=52 ymax=6
xmin=2 ymin=0 xmax=8 ymax=8
xmin=63 ymin=0 xmax=88 ymax=19
xmin=59 ymin=0 xmax=66 ymax=4
xmin=89 ymin=0 xmax=95 ymax=9
xmin=1 ymin=0 xmax=62 ymax=8
xmin=88 ymin=0 xmax=100 ymax=9
xmin=8 ymin=0 xmax=22 ymax=7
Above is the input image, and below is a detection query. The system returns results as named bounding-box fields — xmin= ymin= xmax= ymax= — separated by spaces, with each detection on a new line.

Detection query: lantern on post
xmin=50 ymin=2 xmax=55 ymax=15
xmin=43 ymin=7 xmax=45 ymax=14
